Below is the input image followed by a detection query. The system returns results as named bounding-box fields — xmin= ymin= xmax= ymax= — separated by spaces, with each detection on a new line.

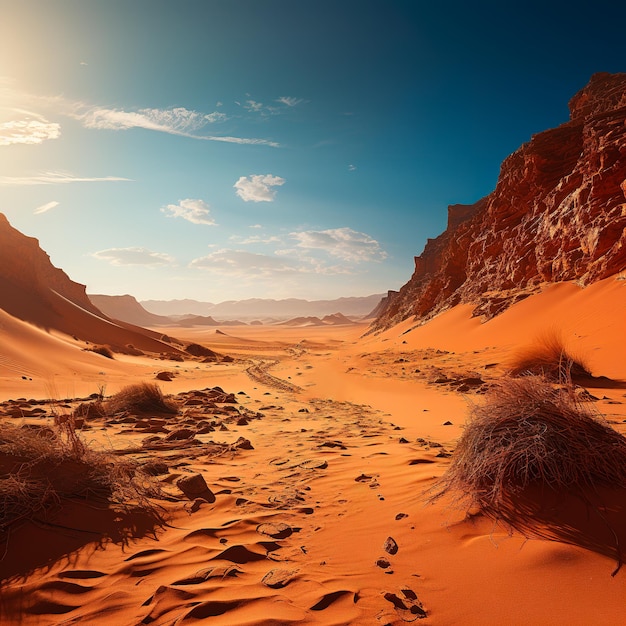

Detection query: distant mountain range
xmin=140 ymin=295 xmax=384 ymax=321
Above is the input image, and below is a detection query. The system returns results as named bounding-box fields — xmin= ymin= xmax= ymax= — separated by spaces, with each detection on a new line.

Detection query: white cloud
xmin=190 ymin=248 xmax=352 ymax=279
xmin=72 ymin=104 xmax=278 ymax=146
xmin=249 ymin=224 xmax=263 ymax=229
xmin=244 ymin=100 xmax=263 ymax=112
xmin=231 ymin=234 xmax=282 ymax=245
xmin=204 ymin=111 xmax=228 ymax=123
xmin=0 ymin=171 xmax=131 ymax=186
xmin=290 ymin=227 xmax=387 ymax=262
xmin=276 ymin=96 xmax=304 ymax=107
xmin=93 ymin=247 xmax=175 ymax=266
xmin=234 ymin=174 xmax=285 ymax=202
xmin=34 ymin=200 xmax=59 ymax=214
xmin=78 ymin=106 xmax=206 ymax=133
xmin=348 ymin=164 xmax=357 ymax=171
xmin=0 ymin=118 xmax=60 ymax=146
xmin=190 ymin=249 xmax=296 ymax=277
xmin=161 ymin=198 xmax=216 ymax=225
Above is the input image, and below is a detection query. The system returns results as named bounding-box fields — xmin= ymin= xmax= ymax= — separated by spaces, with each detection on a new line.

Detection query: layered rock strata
xmin=374 ymin=72 xmax=626 ymax=329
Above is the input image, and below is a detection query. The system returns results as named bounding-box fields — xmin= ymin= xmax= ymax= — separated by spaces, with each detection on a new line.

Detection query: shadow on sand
xmin=493 ymin=485 xmax=626 ymax=576
xmin=0 ymin=498 xmax=164 ymax=620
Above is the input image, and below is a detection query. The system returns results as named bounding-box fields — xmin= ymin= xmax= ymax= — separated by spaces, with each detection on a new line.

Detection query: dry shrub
xmin=87 ymin=345 xmax=115 ymax=359
xmin=508 ymin=331 xmax=591 ymax=380
xmin=0 ymin=419 xmax=161 ymax=534
xmin=106 ymin=382 xmax=178 ymax=415
xmin=429 ymin=376 xmax=626 ymax=518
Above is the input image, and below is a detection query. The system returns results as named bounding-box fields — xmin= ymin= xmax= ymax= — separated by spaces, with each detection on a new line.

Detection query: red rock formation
xmin=0 ymin=213 xmax=182 ymax=354
xmin=374 ymin=72 xmax=626 ymax=329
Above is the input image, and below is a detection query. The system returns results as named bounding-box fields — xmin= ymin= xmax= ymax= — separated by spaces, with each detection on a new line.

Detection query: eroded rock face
xmin=374 ymin=72 xmax=626 ymax=329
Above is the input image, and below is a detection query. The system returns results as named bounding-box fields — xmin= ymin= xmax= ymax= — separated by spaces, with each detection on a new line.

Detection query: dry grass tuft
xmin=429 ymin=376 xmax=626 ymax=517
xmin=0 ymin=418 xmax=162 ymax=534
xmin=105 ymin=382 xmax=178 ymax=415
xmin=508 ymin=331 xmax=591 ymax=380
xmin=87 ymin=345 xmax=115 ymax=359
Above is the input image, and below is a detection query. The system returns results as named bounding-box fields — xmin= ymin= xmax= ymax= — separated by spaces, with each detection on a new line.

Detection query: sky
xmin=1 ymin=0 xmax=625 ymax=303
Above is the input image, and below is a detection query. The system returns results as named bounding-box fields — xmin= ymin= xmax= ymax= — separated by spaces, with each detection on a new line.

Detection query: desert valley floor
xmin=1 ymin=278 xmax=626 ymax=625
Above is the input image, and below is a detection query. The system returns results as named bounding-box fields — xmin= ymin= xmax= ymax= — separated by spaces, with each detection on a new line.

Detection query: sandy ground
xmin=1 ymin=277 xmax=626 ymax=624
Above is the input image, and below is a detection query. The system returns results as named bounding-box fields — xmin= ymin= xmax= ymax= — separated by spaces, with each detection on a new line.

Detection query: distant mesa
xmin=373 ymin=72 xmax=626 ymax=330
xmin=277 ymin=313 xmax=356 ymax=327
xmin=89 ymin=294 xmax=173 ymax=327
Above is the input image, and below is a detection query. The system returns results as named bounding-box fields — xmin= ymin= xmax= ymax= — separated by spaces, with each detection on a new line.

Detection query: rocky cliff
xmin=0 ymin=213 xmax=181 ymax=354
xmin=374 ymin=72 xmax=626 ymax=329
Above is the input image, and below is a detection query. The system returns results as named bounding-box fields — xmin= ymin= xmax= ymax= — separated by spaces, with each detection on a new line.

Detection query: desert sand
xmin=1 ymin=276 xmax=626 ymax=625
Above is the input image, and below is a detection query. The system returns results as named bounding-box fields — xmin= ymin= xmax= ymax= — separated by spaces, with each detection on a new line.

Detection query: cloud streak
xmin=161 ymin=198 xmax=216 ymax=225
xmin=93 ymin=247 xmax=175 ymax=266
xmin=0 ymin=171 xmax=132 ymax=186
xmin=73 ymin=104 xmax=279 ymax=146
xmin=234 ymin=174 xmax=285 ymax=202
xmin=34 ymin=200 xmax=60 ymax=214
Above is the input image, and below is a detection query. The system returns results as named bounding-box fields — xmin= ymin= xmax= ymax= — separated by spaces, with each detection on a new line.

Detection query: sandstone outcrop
xmin=0 ymin=213 xmax=182 ymax=354
xmin=374 ymin=72 xmax=626 ymax=329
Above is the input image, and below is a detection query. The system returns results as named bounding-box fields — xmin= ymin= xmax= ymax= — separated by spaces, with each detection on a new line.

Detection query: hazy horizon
xmin=1 ymin=0 xmax=625 ymax=302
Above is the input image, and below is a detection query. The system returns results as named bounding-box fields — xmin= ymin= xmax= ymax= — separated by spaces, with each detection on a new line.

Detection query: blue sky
xmin=1 ymin=0 xmax=625 ymax=302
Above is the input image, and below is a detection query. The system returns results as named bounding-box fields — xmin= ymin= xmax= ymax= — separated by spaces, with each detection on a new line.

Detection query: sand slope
xmin=1 ymin=277 xmax=625 ymax=624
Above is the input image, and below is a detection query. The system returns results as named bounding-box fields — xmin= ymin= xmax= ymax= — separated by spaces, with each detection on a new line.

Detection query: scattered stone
xmin=233 ymin=436 xmax=254 ymax=450
xmin=155 ymin=371 xmax=173 ymax=381
xmin=176 ymin=473 xmax=215 ymax=503
xmin=166 ymin=428 xmax=195 ymax=440
xmin=442 ymin=420 xmax=453 ymax=426
xmin=262 ymin=568 xmax=298 ymax=589
xmin=383 ymin=537 xmax=399 ymax=555
xmin=299 ymin=459 xmax=328 ymax=470
xmin=256 ymin=522 xmax=293 ymax=539
xmin=376 ymin=557 xmax=391 ymax=569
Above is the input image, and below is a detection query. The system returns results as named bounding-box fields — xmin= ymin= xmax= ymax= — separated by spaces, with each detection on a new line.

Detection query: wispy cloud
xmin=276 ymin=96 xmax=304 ymax=107
xmin=348 ymin=164 xmax=357 ymax=171
xmin=234 ymin=174 xmax=285 ymax=202
xmin=161 ymin=198 xmax=216 ymax=225
xmin=244 ymin=100 xmax=263 ymax=112
xmin=0 ymin=171 xmax=132 ymax=186
xmin=0 ymin=117 xmax=60 ymax=146
xmin=93 ymin=247 xmax=175 ymax=266
xmin=289 ymin=227 xmax=387 ymax=262
xmin=190 ymin=249 xmax=297 ymax=277
xmin=1 ymin=83 xmax=279 ymax=147
xmin=190 ymin=247 xmax=353 ymax=279
xmin=72 ymin=104 xmax=277 ymax=146
xmin=34 ymin=200 xmax=59 ymax=214
xmin=230 ymin=234 xmax=281 ymax=245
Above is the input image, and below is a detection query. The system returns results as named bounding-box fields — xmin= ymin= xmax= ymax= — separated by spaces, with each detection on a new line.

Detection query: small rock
xmin=376 ymin=557 xmax=391 ymax=569
xmin=176 ymin=473 xmax=215 ymax=503
xmin=383 ymin=537 xmax=399 ymax=555
xmin=262 ymin=568 xmax=297 ymax=589
xmin=166 ymin=428 xmax=195 ymax=440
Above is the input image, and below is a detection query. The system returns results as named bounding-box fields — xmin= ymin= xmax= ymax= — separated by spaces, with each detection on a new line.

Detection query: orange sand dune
xmin=1 ymin=278 xmax=625 ymax=624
